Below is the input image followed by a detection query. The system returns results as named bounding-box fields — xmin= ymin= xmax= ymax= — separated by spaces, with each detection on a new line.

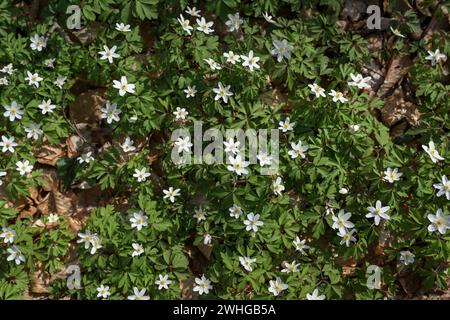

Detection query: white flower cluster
xmin=0 ymin=228 xmax=24 ymax=265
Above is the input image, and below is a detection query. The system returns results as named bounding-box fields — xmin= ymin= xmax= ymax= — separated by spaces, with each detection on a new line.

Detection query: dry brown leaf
xmin=27 ymin=185 xmax=40 ymax=203
xmin=66 ymin=188 xmax=101 ymax=234
xmin=35 ymin=145 xmax=66 ymax=166
xmin=197 ymin=244 xmax=212 ymax=260
xmin=31 ymin=218 xmax=45 ymax=229
xmin=366 ymin=243 xmax=387 ymax=266
xmin=379 ymin=226 xmax=397 ymax=247
xmin=52 ymin=190 xmax=74 ymax=215
xmin=68 ymin=216 xmax=83 ymax=234
xmin=342 ymin=0 xmax=367 ymax=22
xmin=338 ymin=257 xmax=358 ymax=277
xmin=399 ymin=272 xmax=422 ymax=296
xmin=335 ymin=20 xmax=348 ymax=31
xmin=70 ymin=123 xmax=109 ymax=147
xmin=41 ymin=168 xmax=59 ymax=192
xmin=36 ymin=192 xmax=50 ymax=215
xmin=377 ymin=56 xmax=413 ymax=98
xmin=342 ymin=266 xmax=357 ymax=277
xmin=69 ymin=89 xmax=105 ymax=124
xmin=75 ymin=187 xmax=102 ymax=210
xmin=362 ymin=61 xmax=384 ymax=92
xmin=390 ymin=121 xmax=409 ymax=139
xmin=366 ymin=35 xmax=383 ymax=58
xmin=203 ymin=72 xmax=219 ymax=82
xmin=66 ymin=135 xmax=84 ymax=158
xmin=180 ymin=275 xmax=199 ymax=300
xmin=69 ymin=22 xmax=101 ymax=46
xmin=13 ymin=185 xmax=39 ymax=219
xmin=381 ymin=90 xmax=420 ymax=128
xmin=260 ymin=88 xmax=292 ymax=111
xmin=29 ymin=270 xmax=50 ymax=294
xmin=18 ymin=205 xmax=38 ymax=219
xmin=183 ymin=237 xmax=209 ymax=275
xmin=145 ymin=153 xmax=159 ymax=164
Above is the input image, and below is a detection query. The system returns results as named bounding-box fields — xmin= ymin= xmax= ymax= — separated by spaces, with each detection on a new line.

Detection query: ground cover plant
xmin=0 ymin=0 xmax=449 ymax=300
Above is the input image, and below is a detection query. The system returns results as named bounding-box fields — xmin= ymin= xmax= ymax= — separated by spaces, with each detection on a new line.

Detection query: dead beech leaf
xmin=399 ymin=272 xmax=422 ymax=296
xmin=66 ymin=135 xmax=84 ymax=158
xmin=366 ymin=243 xmax=387 ymax=266
xmin=335 ymin=20 xmax=348 ymax=31
xmin=29 ymin=270 xmax=50 ymax=295
xmin=27 ymin=185 xmax=40 ymax=203
xmin=31 ymin=218 xmax=45 ymax=229
xmin=75 ymin=187 xmax=102 ymax=210
xmin=337 ymin=256 xmax=358 ymax=277
xmin=180 ymin=275 xmax=199 ymax=300
xmin=260 ymin=88 xmax=292 ymax=111
xmin=41 ymin=168 xmax=59 ymax=192
xmin=379 ymin=226 xmax=397 ymax=247
xmin=18 ymin=205 xmax=38 ymax=219
xmin=36 ymin=192 xmax=50 ymax=215
xmin=35 ymin=145 xmax=66 ymax=166
xmin=68 ymin=216 xmax=83 ymax=234
xmin=66 ymin=188 xmax=101 ymax=234
xmin=145 ymin=152 xmax=159 ymax=164
xmin=362 ymin=61 xmax=384 ymax=92
xmin=52 ymin=190 xmax=74 ymax=215
xmin=203 ymin=72 xmax=219 ymax=82
xmin=69 ymin=22 xmax=101 ymax=46
xmin=390 ymin=121 xmax=409 ymax=139
xmin=342 ymin=0 xmax=367 ymax=22
xmin=197 ymin=244 xmax=212 ymax=260
xmin=381 ymin=90 xmax=420 ymax=128
xmin=373 ymin=244 xmax=385 ymax=256
xmin=377 ymin=56 xmax=413 ymax=98
xmin=366 ymin=35 xmax=383 ymax=58
xmin=16 ymin=186 xmax=39 ymax=219
xmin=69 ymin=89 xmax=105 ymax=124
xmin=68 ymin=211 xmax=92 ymax=233
xmin=342 ymin=266 xmax=357 ymax=277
